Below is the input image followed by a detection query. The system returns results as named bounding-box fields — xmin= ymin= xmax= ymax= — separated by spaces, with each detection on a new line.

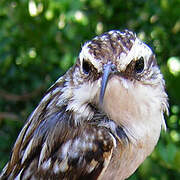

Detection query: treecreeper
xmin=0 ymin=30 xmax=168 ymax=180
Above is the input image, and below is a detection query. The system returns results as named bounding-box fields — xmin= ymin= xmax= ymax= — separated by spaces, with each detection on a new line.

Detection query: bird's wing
xmin=1 ymin=113 xmax=114 ymax=180
xmin=0 ymin=79 xmax=115 ymax=180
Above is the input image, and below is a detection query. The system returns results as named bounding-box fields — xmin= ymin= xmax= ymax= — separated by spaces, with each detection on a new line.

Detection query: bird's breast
xmin=101 ymin=76 xmax=163 ymax=179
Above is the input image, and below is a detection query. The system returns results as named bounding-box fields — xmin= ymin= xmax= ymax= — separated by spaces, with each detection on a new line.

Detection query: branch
xmin=0 ymin=85 xmax=46 ymax=102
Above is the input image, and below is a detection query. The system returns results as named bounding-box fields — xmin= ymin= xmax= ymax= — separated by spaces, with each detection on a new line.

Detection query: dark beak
xmin=99 ymin=62 xmax=117 ymax=105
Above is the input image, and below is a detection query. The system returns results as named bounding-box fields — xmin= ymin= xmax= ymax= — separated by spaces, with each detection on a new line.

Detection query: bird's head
xmin=58 ymin=30 xmax=168 ymax=141
xmin=77 ymin=30 xmax=160 ymax=104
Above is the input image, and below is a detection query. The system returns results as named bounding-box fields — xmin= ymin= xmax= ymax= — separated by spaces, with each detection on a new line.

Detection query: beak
xmin=99 ymin=62 xmax=117 ymax=106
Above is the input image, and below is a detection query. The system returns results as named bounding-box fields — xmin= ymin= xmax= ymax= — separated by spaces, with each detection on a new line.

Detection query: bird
xmin=0 ymin=29 xmax=168 ymax=180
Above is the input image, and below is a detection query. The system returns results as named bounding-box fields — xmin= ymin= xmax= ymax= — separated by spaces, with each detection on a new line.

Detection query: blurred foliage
xmin=0 ymin=0 xmax=180 ymax=179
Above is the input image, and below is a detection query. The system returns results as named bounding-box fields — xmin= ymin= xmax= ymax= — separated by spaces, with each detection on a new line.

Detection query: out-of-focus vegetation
xmin=0 ymin=0 xmax=180 ymax=179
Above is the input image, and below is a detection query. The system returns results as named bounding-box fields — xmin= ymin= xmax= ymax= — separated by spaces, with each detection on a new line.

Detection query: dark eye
xmin=134 ymin=57 xmax=144 ymax=73
xmin=82 ymin=60 xmax=91 ymax=74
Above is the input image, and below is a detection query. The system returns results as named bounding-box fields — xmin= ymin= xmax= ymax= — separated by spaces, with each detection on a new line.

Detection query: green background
xmin=0 ymin=0 xmax=180 ymax=179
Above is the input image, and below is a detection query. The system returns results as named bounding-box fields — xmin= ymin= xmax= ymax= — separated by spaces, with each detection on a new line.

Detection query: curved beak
xmin=99 ymin=62 xmax=117 ymax=106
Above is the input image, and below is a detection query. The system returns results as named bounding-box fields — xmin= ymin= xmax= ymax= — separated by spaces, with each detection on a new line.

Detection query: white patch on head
xmin=118 ymin=37 xmax=153 ymax=71
xmin=79 ymin=42 xmax=102 ymax=72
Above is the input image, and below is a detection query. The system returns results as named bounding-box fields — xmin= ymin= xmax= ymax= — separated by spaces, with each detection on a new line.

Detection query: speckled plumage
xmin=0 ymin=30 xmax=168 ymax=180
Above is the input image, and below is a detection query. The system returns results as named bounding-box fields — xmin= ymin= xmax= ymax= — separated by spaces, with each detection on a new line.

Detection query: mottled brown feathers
xmin=0 ymin=29 xmax=168 ymax=180
xmin=88 ymin=30 xmax=135 ymax=66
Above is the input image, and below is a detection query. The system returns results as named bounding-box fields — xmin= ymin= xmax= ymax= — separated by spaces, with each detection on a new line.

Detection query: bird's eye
xmin=82 ymin=60 xmax=91 ymax=74
xmin=134 ymin=57 xmax=144 ymax=73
